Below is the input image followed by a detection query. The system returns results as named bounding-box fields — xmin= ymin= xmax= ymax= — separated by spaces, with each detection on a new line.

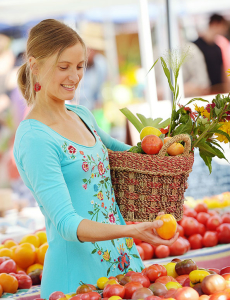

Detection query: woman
xmin=13 ymin=19 xmax=178 ymax=298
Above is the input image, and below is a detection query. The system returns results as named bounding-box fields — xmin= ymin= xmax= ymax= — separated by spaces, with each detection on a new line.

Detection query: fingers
xmin=152 ymin=220 xmax=163 ymax=228
xmin=149 ymin=232 xmax=179 ymax=247
xmin=157 ymin=211 xmax=165 ymax=216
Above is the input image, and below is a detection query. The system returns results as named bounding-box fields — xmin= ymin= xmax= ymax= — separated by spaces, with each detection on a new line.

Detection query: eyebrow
xmin=58 ymin=60 xmax=85 ymax=64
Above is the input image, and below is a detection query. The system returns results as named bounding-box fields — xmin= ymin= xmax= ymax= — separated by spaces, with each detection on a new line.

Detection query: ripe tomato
xmin=174 ymin=286 xmax=199 ymax=300
xmin=216 ymin=224 xmax=230 ymax=244
xmin=202 ymin=231 xmax=218 ymax=247
xmin=131 ymin=287 xmax=153 ymax=299
xmin=0 ymin=273 xmax=18 ymax=293
xmin=194 ymin=203 xmax=208 ymax=213
xmin=155 ymin=276 xmax=177 ymax=284
xmin=206 ymin=216 xmax=222 ymax=231
xmin=86 ymin=292 xmax=101 ymax=300
xmin=103 ymin=284 xmax=125 ymax=298
xmin=208 ymin=210 xmax=219 ymax=217
xmin=0 ymin=259 xmax=17 ymax=274
xmin=176 ymin=224 xmax=184 ymax=237
xmin=163 ymin=288 xmax=177 ymax=298
xmin=139 ymin=243 xmax=154 ymax=260
xmin=141 ymin=135 xmax=163 ymax=155
xmin=220 ymin=267 xmax=230 ymax=275
xmin=221 ymin=274 xmax=230 ymax=281
xmin=155 ymin=245 xmax=170 ymax=258
xmin=124 ymin=282 xmax=143 ymax=299
xmin=17 ymin=274 xmax=32 ymax=289
xmin=222 ymin=214 xmax=230 ymax=224
xmin=149 ymin=282 xmax=167 ymax=296
xmin=156 ymin=214 xmax=177 ymax=240
xmin=146 ymin=265 xmax=166 ymax=282
xmin=135 ymin=245 xmax=145 ymax=260
xmin=71 ymin=294 xmax=89 ymax=300
xmin=130 ymin=273 xmax=150 ymax=288
xmin=176 ymin=275 xmax=190 ymax=286
xmin=188 ymin=234 xmax=203 ymax=250
xmin=184 ymin=209 xmax=197 ymax=218
xmin=169 ymin=237 xmax=187 ymax=256
xmin=133 ymin=238 xmax=142 ymax=245
xmin=208 ymin=268 xmax=220 ymax=275
xmin=181 ymin=217 xmax=199 ymax=237
xmin=196 ymin=212 xmax=210 ymax=226
xmin=197 ymin=223 xmax=206 ymax=236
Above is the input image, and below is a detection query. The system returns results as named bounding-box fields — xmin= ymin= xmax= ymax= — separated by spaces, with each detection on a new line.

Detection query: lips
xmin=61 ymin=84 xmax=75 ymax=91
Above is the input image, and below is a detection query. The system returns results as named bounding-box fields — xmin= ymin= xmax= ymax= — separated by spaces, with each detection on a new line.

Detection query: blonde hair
xmin=17 ymin=19 xmax=86 ymax=106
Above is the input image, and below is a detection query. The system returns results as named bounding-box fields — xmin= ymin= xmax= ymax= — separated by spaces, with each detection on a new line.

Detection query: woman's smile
xmin=61 ymin=84 xmax=76 ymax=91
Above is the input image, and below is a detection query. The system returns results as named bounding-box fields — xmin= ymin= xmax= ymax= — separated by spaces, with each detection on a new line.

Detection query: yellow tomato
xmin=108 ymin=297 xmax=122 ymax=300
xmin=35 ymin=231 xmax=47 ymax=246
xmin=165 ymin=282 xmax=182 ymax=290
xmin=165 ymin=262 xmax=178 ymax=278
xmin=26 ymin=263 xmax=43 ymax=274
xmin=104 ymin=279 xmax=118 ymax=287
xmin=140 ymin=126 xmax=162 ymax=140
xmin=189 ymin=270 xmax=210 ymax=285
xmin=97 ymin=277 xmax=109 ymax=289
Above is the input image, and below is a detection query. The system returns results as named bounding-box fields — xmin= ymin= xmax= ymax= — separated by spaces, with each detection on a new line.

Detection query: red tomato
xmin=131 ymin=287 xmax=153 ymax=299
xmin=126 ymin=221 xmax=134 ymax=225
xmin=176 ymin=275 xmax=190 ymax=286
xmin=221 ymin=273 xmax=230 ymax=280
xmin=49 ymin=291 xmax=66 ymax=300
xmin=17 ymin=270 xmax=27 ymax=275
xmin=163 ymin=288 xmax=177 ymax=298
xmin=130 ymin=273 xmax=150 ymax=288
xmin=174 ymin=287 xmax=199 ymax=300
xmin=181 ymin=217 xmax=199 ymax=237
xmin=184 ymin=209 xmax=197 ymax=218
xmin=71 ymin=295 xmax=89 ymax=300
xmin=136 ymin=245 xmax=145 ymax=260
xmin=183 ymin=238 xmax=191 ymax=252
xmin=139 ymin=243 xmax=154 ymax=260
xmin=125 ymin=271 xmax=136 ymax=277
xmin=133 ymin=238 xmax=142 ymax=245
xmin=124 ymin=282 xmax=143 ymax=299
xmin=194 ymin=203 xmax=208 ymax=213
xmin=202 ymin=231 xmax=218 ymax=247
xmin=209 ymin=291 xmax=229 ymax=300
xmin=208 ymin=210 xmax=219 ymax=217
xmin=208 ymin=268 xmax=220 ymax=275
xmin=145 ymin=265 xmax=166 ymax=282
xmin=198 ymin=223 xmax=206 ymax=236
xmin=17 ymin=274 xmax=32 ymax=289
xmin=155 ymin=245 xmax=170 ymax=258
xmin=144 ymin=297 xmax=161 ymax=300
xmin=182 ymin=277 xmax=191 ymax=287
xmin=176 ymin=224 xmax=184 ymax=237
xmin=87 ymin=292 xmax=101 ymax=300
xmin=222 ymin=214 xmax=230 ymax=224
xmin=206 ymin=216 xmax=222 ymax=231
xmin=216 ymin=224 xmax=230 ymax=244
xmin=169 ymin=237 xmax=187 ymax=256
xmin=220 ymin=267 xmax=230 ymax=275
xmin=188 ymin=234 xmax=203 ymax=249
xmin=0 ymin=257 xmax=11 ymax=265
xmin=103 ymin=284 xmax=125 ymax=298
xmin=196 ymin=212 xmax=210 ymax=226
xmin=141 ymin=135 xmax=163 ymax=155
xmin=155 ymin=275 xmax=177 ymax=284
xmin=0 ymin=259 xmax=17 ymax=274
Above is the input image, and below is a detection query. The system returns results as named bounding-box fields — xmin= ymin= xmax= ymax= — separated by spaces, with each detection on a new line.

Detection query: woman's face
xmin=39 ymin=43 xmax=85 ymax=101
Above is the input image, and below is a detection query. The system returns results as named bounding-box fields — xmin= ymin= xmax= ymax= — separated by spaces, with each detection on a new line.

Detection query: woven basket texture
xmin=108 ymin=134 xmax=194 ymax=222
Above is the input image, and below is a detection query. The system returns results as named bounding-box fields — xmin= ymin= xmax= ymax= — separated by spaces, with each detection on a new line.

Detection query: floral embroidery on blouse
xmin=61 ymin=141 xmax=77 ymax=160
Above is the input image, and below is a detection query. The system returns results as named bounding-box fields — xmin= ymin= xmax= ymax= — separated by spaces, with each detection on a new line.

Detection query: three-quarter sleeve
xmin=15 ymin=129 xmax=84 ymax=242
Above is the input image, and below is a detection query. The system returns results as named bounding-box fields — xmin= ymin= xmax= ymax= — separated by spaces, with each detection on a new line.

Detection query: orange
xmin=156 ymin=214 xmax=177 ymax=240
xmin=20 ymin=234 xmax=40 ymax=248
xmin=35 ymin=231 xmax=47 ymax=246
xmin=164 ymin=137 xmax=184 ymax=156
xmin=0 ymin=273 xmax=18 ymax=293
xmin=0 ymin=248 xmax=13 ymax=258
xmin=4 ymin=240 xmax=18 ymax=249
xmin=36 ymin=242 xmax=48 ymax=265
xmin=164 ymin=137 xmax=172 ymax=144
xmin=26 ymin=263 xmax=43 ymax=274
xmin=14 ymin=243 xmax=36 ymax=269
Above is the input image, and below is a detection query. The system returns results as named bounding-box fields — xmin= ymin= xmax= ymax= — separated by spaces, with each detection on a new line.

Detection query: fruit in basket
xmin=0 ymin=273 xmax=18 ymax=293
xmin=164 ymin=137 xmax=185 ymax=156
xmin=155 ymin=214 xmax=177 ymax=240
xmin=141 ymin=135 xmax=163 ymax=155
xmin=140 ymin=126 xmax=162 ymax=140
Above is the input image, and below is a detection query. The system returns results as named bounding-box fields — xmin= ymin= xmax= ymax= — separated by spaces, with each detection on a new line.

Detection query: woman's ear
xmin=29 ymin=56 xmax=39 ymax=75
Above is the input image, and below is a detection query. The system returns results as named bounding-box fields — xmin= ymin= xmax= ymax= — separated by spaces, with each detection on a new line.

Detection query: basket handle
xmin=158 ymin=134 xmax=191 ymax=157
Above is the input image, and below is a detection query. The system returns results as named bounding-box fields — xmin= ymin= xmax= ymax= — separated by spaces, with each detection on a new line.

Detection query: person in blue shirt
xmin=13 ymin=19 xmax=178 ymax=298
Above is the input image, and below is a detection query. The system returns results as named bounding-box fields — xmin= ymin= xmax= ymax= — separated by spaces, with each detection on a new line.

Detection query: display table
xmin=144 ymin=244 xmax=230 ymax=269
xmin=2 ymin=286 xmax=40 ymax=300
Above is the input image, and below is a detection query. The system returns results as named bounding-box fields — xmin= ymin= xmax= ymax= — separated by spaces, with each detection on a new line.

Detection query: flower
xmin=117 ymin=253 xmax=130 ymax=272
xmin=108 ymin=213 xmax=116 ymax=224
xmin=98 ymin=161 xmax=106 ymax=175
xmin=205 ymin=103 xmax=216 ymax=113
xmin=202 ymin=110 xmax=210 ymax=119
xmin=91 ymin=173 xmax=94 ymax=178
xmin=117 ymin=243 xmax=125 ymax=255
xmin=68 ymin=145 xmax=77 ymax=154
xmin=112 ymin=197 xmax=115 ymax=203
xmin=94 ymin=184 xmax=99 ymax=192
xmin=82 ymin=162 xmax=89 ymax=172
xmin=102 ymin=250 xmax=110 ymax=261
xmin=97 ymin=192 xmax=104 ymax=201
xmin=101 ymin=202 xmax=104 ymax=208
xmin=91 ymin=200 xmax=94 ymax=204
xmin=178 ymin=104 xmax=198 ymax=121
xmin=82 ymin=184 xmax=87 ymax=190
xmin=98 ymin=250 xmax=102 ymax=255
xmin=79 ymin=151 xmax=84 ymax=155
xmin=125 ymin=238 xmax=134 ymax=250
xmin=216 ymin=121 xmax=230 ymax=143
xmin=194 ymin=104 xmax=205 ymax=114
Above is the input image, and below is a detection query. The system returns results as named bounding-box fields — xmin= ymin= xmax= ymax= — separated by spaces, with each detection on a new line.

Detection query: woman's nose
xmin=69 ymin=70 xmax=80 ymax=83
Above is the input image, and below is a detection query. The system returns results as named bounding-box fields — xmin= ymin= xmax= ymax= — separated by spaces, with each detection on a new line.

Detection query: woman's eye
xmin=59 ymin=67 xmax=67 ymax=70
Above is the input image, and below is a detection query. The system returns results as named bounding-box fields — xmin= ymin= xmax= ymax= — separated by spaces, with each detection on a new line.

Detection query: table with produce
xmin=1 ymin=54 xmax=230 ymax=300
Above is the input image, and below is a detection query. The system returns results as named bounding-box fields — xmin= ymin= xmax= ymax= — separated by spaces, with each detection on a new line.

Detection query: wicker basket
xmin=109 ymin=134 xmax=194 ymax=222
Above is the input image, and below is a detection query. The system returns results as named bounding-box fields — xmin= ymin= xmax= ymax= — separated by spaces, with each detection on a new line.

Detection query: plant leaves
xmin=148 ymin=118 xmax=163 ymax=127
xmin=130 ymin=254 xmax=139 ymax=258
xmin=199 ymin=150 xmax=212 ymax=174
xmin=160 ymin=57 xmax=174 ymax=93
xmin=157 ymin=118 xmax=171 ymax=129
xmin=208 ymin=139 xmax=224 ymax=152
xmin=136 ymin=113 xmax=149 ymax=127
xmin=173 ymin=118 xmax=193 ymax=136
xmin=111 ymin=240 xmax=115 ymax=247
xmin=159 ymin=134 xmax=165 ymax=143
xmin=196 ymin=139 xmax=227 ymax=160
xmin=147 ymin=58 xmax=159 ymax=74
xmin=209 ymin=129 xmax=230 ymax=142
xmin=185 ymin=97 xmax=209 ymax=106
xmin=91 ymin=249 xmax=97 ymax=254
xmin=120 ymin=108 xmax=144 ymax=132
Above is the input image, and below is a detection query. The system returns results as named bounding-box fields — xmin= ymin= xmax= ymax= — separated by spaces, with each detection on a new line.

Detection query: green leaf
xmin=120 ymin=108 xmax=144 ymax=132
xmin=199 ymin=151 xmax=212 ymax=174
xmin=196 ymin=139 xmax=227 ymax=160
xmin=157 ymin=118 xmax=171 ymax=129
xmin=147 ymin=58 xmax=159 ymax=74
xmin=176 ymin=85 xmax=179 ymax=100
xmin=82 ymin=179 xmax=87 ymax=183
xmin=160 ymin=57 xmax=174 ymax=93
xmin=111 ymin=239 xmax=115 ymax=247
xmin=91 ymin=249 xmax=97 ymax=254
xmin=208 ymin=140 xmax=224 ymax=152
xmin=173 ymin=118 xmax=193 ymax=136
xmin=179 ymin=114 xmax=189 ymax=124
xmin=130 ymin=254 xmax=139 ymax=258
xmin=209 ymin=130 xmax=230 ymax=142
xmin=88 ymin=211 xmax=94 ymax=215
xmin=185 ymin=97 xmax=209 ymax=106
xmin=107 ymin=266 xmax=111 ymax=276
xmin=136 ymin=113 xmax=149 ymax=127
xmin=148 ymin=118 xmax=163 ymax=127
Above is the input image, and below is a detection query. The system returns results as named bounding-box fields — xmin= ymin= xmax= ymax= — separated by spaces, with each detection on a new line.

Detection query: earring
xmin=34 ymin=82 xmax=41 ymax=92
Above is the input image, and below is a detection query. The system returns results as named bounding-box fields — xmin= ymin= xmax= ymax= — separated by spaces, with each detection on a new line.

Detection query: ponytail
xmin=17 ymin=62 xmax=35 ymax=106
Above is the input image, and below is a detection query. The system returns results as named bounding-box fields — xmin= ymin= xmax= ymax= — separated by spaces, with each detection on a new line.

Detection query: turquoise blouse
xmin=13 ymin=104 xmax=144 ymax=298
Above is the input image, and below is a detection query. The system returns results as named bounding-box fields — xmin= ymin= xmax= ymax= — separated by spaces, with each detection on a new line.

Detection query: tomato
xmin=0 ymin=257 xmax=11 ymax=265
xmin=184 ymin=209 xmax=197 ymax=218
xmin=208 ymin=268 xmax=220 ymax=275
xmin=169 ymin=237 xmax=187 ymax=256
xmin=120 ymin=276 xmax=131 ymax=286
xmin=220 ymin=267 xmax=230 ymax=275
xmin=136 ymin=245 xmax=145 ymax=260
xmin=87 ymin=292 xmax=101 ymax=300
xmin=182 ymin=277 xmax=191 ymax=287
xmin=217 ymin=224 xmax=230 ymax=244
xmin=165 ymin=262 xmax=177 ymax=278
xmin=195 ymin=203 xmax=208 ymax=213
xmin=206 ymin=216 xmax=222 ymax=231
xmin=198 ymin=223 xmax=206 ymax=236
xmin=144 ymin=296 xmax=161 ymax=300
xmin=156 ymin=214 xmax=177 ymax=240
xmin=174 ymin=287 xmax=199 ymax=300
xmin=197 ymin=212 xmax=210 ymax=226
xmin=188 ymin=234 xmax=203 ymax=249
xmin=130 ymin=273 xmax=150 ymax=288
xmin=201 ymin=274 xmax=226 ymax=295
xmin=49 ymin=292 xmax=66 ymax=300
xmin=199 ymin=296 xmax=210 ymax=300
xmin=133 ymin=238 xmax=142 ymax=245
xmin=222 ymin=214 xmax=230 ymax=224
xmin=155 ymin=276 xmax=177 ymax=284
xmin=17 ymin=270 xmax=27 ymax=275
xmin=0 ymin=259 xmax=17 ymax=274
xmin=181 ymin=217 xmax=199 ymax=237
xmin=17 ymin=274 xmax=32 ymax=289
xmin=77 ymin=285 xmax=93 ymax=294
xmin=175 ymin=259 xmax=197 ymax=276
xmin=208 ymin=210 xmax=219 ymax=217
xmin=189 ymin=270 xmax=210 ymax=285
xmin=71 ymin=294 xmax=90 ymax=300
xmin=155 ymin=245 xmax=170 ymax=258
xmin=162 ymin=288 xmax=177 ymax=298
xmin=125 ymin=271 xmax=136 ymax=277
xmin=28 ymin=269 xmax=42 ymax=285
xmin=149 ymin=282 xmax=167 ymax=296
xmin=0 ymin=284 xmax=2 ymax=298
xmin=131 ymin=287 xmax=153 ymax=299
xmin=202 ymin=231 xmax=218 ymax=247
xmin=177 ymin=224 xmax=184 ymax=237
xmin=139 ymin=243 xmax=154 ymax=260
xmin=146 ymin=264 xmax=166 ymax=282
xmin=141 ymin=135 xmax=163 ymax=155
xmin=103 ymin=284 xmax=125 ymax=298
xmin=124 ymin=282 xmax=143 ymax=299
xmin=209 ymin=291 xmax=229 ymax=300
xmin=0 ymin=273 xmax=18 ymax=293
xmin=176 ymin=275 xmax=190 ymax=286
